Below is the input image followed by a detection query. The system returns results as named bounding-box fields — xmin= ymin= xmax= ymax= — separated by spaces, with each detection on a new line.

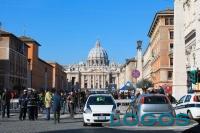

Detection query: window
xmin=178 ymin=96 xmax=186 ymax=104
xmin=170 ymin=43 xmax=173 ymax=51
xmin=168 ymin=71 xmax=173 ymax=80
xmin=165 ymin=17 xmax=174 ymax=25
xmin=170 ymin=58 xmax=173 ymax=66
xmin=170 ymin=31 xmax=174 ymax=39
xmin=165 ymin=18 xmax=169 ymax=25
xmin=184 ymin=95 xmax=192 ymax=103
xmin=170 ymin=18 xmax=174 ymax=25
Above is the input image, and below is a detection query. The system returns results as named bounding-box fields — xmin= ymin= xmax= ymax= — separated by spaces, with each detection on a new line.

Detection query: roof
xmin=0 ymin=29 xmax=11 ymax=35
xmin=0 ymin=30 xmax=30 ymax=48
xmin=38 ymin=58 xmax=53 ymax=67
xmin=19 ymin=36 xmax=41 ymax=46
xmin=148 ymin=9 xmax=174 ymax=37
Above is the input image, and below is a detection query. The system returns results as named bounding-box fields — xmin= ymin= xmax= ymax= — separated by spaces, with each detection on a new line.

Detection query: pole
xmin=197 ymin=68 xmax=199 ymax=90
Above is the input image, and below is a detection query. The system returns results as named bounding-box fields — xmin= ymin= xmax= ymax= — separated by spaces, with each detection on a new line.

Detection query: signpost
xmin=132 ymin=69 xmax=140 ymax=79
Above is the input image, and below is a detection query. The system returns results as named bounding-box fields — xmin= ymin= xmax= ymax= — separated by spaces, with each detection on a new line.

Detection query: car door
xmin=183 ymin=95 xmax=192 ymax=114
xmin=175 ymin=95 xmax=186 ymax=114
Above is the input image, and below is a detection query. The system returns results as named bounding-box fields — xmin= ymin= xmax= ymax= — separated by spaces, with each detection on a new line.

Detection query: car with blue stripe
xmin=175 ymin=93 xmax=200 ymax=120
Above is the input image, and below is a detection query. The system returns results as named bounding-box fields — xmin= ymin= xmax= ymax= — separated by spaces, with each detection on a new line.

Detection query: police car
xmin=175 ymin=92 xmax=200 ymax=120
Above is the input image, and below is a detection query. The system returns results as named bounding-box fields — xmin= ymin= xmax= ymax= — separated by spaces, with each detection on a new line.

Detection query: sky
xmin=0 ymin=0 xmax=173 ymax=65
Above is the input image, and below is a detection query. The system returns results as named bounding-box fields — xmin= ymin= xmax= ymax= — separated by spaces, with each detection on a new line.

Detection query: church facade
xmin=64 ymin=40 xmax=121 ymax=91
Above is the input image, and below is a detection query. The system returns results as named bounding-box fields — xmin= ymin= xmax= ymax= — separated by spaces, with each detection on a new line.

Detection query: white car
xmin=175 ymin=93 xmax=200 ymax=120
xmin=83 ymin=94 xmax=117 ymax=126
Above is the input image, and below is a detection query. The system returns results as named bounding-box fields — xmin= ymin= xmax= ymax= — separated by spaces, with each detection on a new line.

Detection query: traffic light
xmin=190 ymin=70 xmax=197 ymax=84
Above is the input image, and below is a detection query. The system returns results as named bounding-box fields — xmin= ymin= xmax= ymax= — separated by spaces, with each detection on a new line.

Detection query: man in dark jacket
xmin=27 ymin=89 xmax=37 ymax=120
xmin=2 ymin=88 xmax=11 ymax=118
xmin=19 ymin=90 xmax=28 ymax=120
xmin=52 ymin=90 xmax=61 ymax=124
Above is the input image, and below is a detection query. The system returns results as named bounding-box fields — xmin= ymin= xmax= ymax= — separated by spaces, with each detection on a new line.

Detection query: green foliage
xmin=136 ymin=79 xmax=153 ymax=89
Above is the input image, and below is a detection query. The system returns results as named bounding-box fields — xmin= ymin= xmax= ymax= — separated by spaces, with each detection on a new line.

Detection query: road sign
xmin=132 ymin=69 xmax=140 ymax=78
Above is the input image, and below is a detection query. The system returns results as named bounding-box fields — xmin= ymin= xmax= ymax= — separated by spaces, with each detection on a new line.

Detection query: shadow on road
xmin=182 ymin=124 xmax=200 ymax=133
xmin=39 ymin=128 xmax=178 ymax=133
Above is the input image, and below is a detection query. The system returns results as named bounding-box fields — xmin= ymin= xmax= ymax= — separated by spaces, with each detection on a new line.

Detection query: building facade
xmin=0 ymin=30 xmax=29 ymax=94
xmin=173 ymin=0 xmax=200 ymax=99
xmin=48 ymin=62 xmax=67 ymax=90
xmin=65 ymin=40 xmax=121 ymax=91
xmin=20 ymin=36 xmax=53 ymax=91
xmin=143 ymin=9 xmax=174 ymax=89
xmin=119 ymin=58 xmax=137 ymax=87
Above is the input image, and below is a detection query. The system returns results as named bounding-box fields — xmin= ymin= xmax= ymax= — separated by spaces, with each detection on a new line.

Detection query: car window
xmin=184 ymin=95 xmax=191 ymax=103
xmin=178 ymin=96 xmax=186 ymax=104
xmin=144 ymin=96 xmax=169 ymax=104
xmin=193 ymin=95 xmax=200 ymax=102
xmin=87 ymin=96 xmax=115 ymax=105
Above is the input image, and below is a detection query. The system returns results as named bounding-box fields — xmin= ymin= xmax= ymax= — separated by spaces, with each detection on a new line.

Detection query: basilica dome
xmin=87 ymin=40 xmax=109 ymax=66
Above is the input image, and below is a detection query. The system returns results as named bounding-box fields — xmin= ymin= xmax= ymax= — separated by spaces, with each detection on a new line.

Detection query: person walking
xmin=33 ymin=89 xmax=39 ymax=120
xmin=27 ymin=89 xmax=37 ymax=120
xmin=67 ymin=92 xmax=75 ymax=118
xmin=45 ymin=89 xmax=52 ymax=120
xmin=19 ymin=90 xmax=28 ymax=120
xmin=52 ymin=90 xmax=61 ymax=124
xmin=2 ymin=88 xmax=11 ymax=118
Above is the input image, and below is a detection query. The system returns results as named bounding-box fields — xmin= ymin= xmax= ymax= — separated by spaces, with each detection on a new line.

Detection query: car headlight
xmin=84 ymin=105 xmax=92 ymax=114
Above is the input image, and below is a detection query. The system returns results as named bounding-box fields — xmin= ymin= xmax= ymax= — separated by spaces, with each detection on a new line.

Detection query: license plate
xmin=98 ymin=116 xmax=106 ymax=120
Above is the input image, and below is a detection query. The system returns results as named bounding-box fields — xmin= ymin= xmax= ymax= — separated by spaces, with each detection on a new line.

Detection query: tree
xmin=136 ymin=79 xmax=153 ymax=89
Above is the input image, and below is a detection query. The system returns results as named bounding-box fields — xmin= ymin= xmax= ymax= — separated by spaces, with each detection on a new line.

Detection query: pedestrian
xmin=52 ymin=90 xmax=61 ymax=124
xmin=2 ymin=88 xmax=11 ymax=118
xmin=33 ymin=89 xmax=39 ymax=120
xmin=45 ymin=89 xmax=52 ymax=120
xmin=67 ymin=92 xmax=75 ymax=118
xmin=167 ymin=93 xmax=177 ymax=104
xmin=19 ymin=89 xmax=28 ymax=120
xmin=27 ymin=89 xmax=37 ymax=120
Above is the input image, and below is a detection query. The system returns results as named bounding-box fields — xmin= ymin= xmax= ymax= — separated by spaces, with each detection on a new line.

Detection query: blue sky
xmin=0 ymin=0 xmax=173 ymax=65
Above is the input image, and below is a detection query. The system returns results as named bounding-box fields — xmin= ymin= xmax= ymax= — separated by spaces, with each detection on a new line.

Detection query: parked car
xmin=175 ymin=92 xmax=200 ymax=120
xmin=83 ymin=94 xmax=117 ymax=126
xmin=133 ymin=94 xmax=175 ymax=122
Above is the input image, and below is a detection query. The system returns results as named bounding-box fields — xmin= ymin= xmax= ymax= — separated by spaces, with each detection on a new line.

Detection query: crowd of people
xmin=0 ymin=86 xmax=176 ymax=124
xmin=111 ymin=86 xmax=177 ymax=104
xmin=0 ymin=88 xmax=87 ymax=124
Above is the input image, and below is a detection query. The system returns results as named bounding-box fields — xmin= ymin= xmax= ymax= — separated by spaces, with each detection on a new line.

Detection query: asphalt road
xmin=0 ymin=115 xmax=199 ymax=133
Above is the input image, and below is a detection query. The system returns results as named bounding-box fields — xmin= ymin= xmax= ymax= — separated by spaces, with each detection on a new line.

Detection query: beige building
xmin=48 ymin=62 xmax=67 ymax=90
xmin=119 ymin=58 xmax=137 ymax=87
xmin=173 ymin=0 xmax=200 ymax=99
xmin=65 ymin=40 xmax=121 ymax=91
xmin=20 ymin=36 xmax=53 ymax=91
xmin=0 ymin=30 xmax=29 ymax=94
xmin=143 ymin=9 xmax=174 ymax=89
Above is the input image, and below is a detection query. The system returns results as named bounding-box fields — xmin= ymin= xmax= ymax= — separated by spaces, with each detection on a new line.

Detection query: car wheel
xmin=187 ymin=111 xmax=193 ymax=119
xmin=83 ymin=122 xmax=88 ymax=126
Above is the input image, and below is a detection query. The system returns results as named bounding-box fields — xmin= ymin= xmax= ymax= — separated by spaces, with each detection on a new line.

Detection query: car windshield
xmin=144 ymin=96 xmax=169 ymax=104
xmin=87 ymin=95 xmax=115 ymax=105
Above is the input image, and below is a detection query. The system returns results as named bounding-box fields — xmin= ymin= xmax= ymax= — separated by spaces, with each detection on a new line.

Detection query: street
xmin=0 ymin=114 xmax=199 ymax=133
